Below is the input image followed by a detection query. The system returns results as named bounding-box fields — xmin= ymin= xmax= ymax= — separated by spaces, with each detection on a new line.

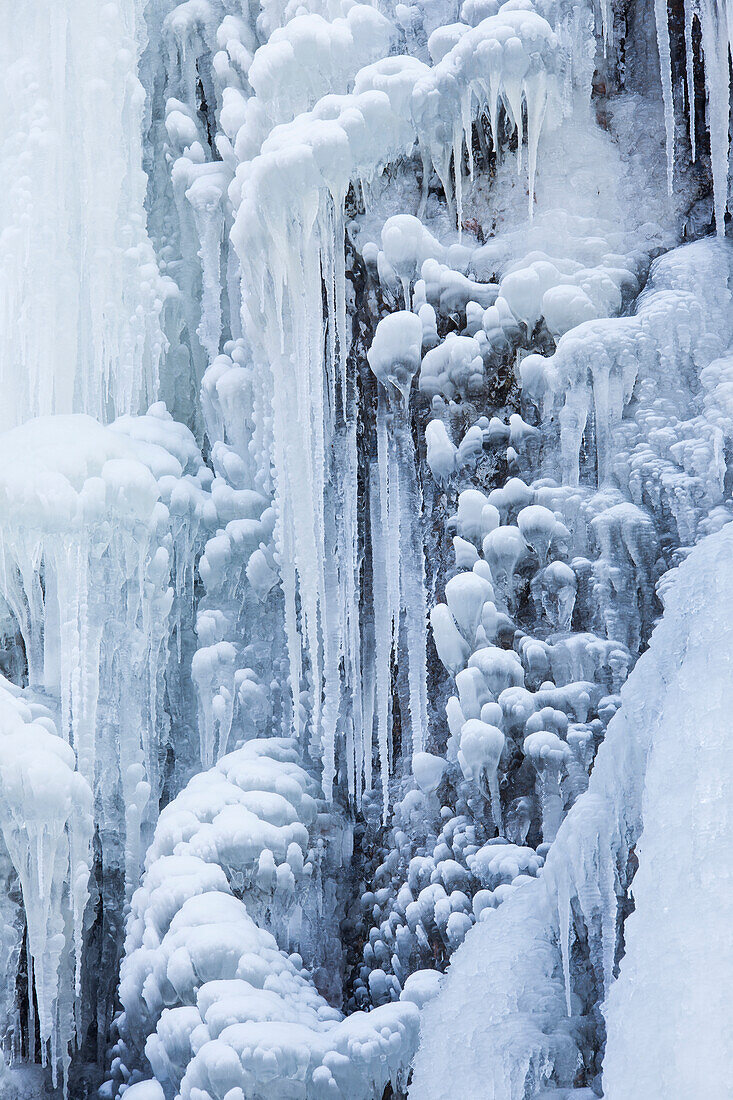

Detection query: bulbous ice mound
xmin=115 ymin=737 xmax=419 ymax=1100
xmin=0 ymin=409 xmax=211 ymax=529
xmin=410 ymin=520 xmax=733 ymax=1099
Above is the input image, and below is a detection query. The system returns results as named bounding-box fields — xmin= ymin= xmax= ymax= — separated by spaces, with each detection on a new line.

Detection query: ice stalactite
xmin=214 ymin=0 xmax=566 ymax=802
xmin=368 ymin=313 xmax=430 ymax=818
xmin=229 ymin=91 xmax=414 ymax=802
xmin=521 ymin=239 xmax=733 ymax=488
xmin=411 ymin=6 xmax=563 ymax=221
xmin=0 ymin=0 xmax=165 ymax=431
xmin=654 ymin=0 xmax=675 ymax=196
xmin=695 ymin=0 xmax=732 ymax=237
xmin=684 ymin=0 xmax=697 ymax=162
xmin=655 ymin=0 xmax=733 ymax=234
xmin=0 ymin=678 xmax=93 ymax=1092
xmin=0 ymin=840 xmax=22 ymax=1070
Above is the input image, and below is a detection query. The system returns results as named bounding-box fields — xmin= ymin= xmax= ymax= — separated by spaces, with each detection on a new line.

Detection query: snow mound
xmin=114 ymin=737 xmax=418 ymax=1098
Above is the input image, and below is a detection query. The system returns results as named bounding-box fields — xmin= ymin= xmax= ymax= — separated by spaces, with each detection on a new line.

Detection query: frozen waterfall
xmin=411 ymin=518 xmax=733 ymax=1099
xmin=0 ymin=0 xmax=731 ymax=1096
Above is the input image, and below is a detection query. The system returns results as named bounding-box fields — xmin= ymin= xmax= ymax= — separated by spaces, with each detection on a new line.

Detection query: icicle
xmin=557 ymin=866 xmax=573 ymax=1016
xmin=599 ymin=0 xmax=613 ymax=54
xmin=454 ymin=122 xmax=464 ymax=239
xmin=281 ymin=521 xmax=303 ymax=738
xmin=684 ymin=0 xmax=697 ymax=161
xmin=525 ymin=71 xmax=548 ymax=219
xmin=0 ymin=698 xmax=92 ymax=1082
xmin=362 ymin=633 xmax=375 ymax=798
xmin=654 ymin=0 xmax=675 ymax=194
xmin=366 ymin=314 xmax=428 ymax=809
xmin=339 ymin=419 xmax=363 ymax=802
xmin=698 ymin=0 xmax=730 ymax=235
xmin=372 ymin=396 xmax=394 ymax=822
xmin=397 ymin=418 xmax=429 ymax=756
xmin=320 ymin=529 xmax=341 ymax=803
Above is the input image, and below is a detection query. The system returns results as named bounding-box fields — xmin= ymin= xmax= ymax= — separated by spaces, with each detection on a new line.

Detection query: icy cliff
xmin=0 ymin=0 xmax=732 ymax=1096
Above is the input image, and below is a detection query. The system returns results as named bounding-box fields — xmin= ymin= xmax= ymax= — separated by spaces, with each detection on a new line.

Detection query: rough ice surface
xmin=0 ymin=679 xmax=92 ymax=1091
xmin=412 ymin=521 xmax=733 ymax=1100
xmin=112 ymin=738 xmax=417 ymax=1099
xmin=1 ymin=0 xmax=733 ymax=1096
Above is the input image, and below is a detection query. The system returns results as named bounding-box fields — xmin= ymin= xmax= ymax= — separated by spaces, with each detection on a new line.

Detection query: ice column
xmin=368 ymin=313 xmax=429 ymax=818
xmin=0 ymin=0 xmax=164 ymax=430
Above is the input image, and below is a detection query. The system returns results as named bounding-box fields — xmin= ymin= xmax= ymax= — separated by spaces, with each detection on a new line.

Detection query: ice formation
xmin=0 ymin=679 xmax=92 ymax=1090
xmin=412 ymin=521 xmax=733 ymax=1100
xmin=112 ymin=738 xmax=418 ymax=1099
xmin=0 ymin=0 xmax=165 ymax=429
xmin=2 ymin=0 xmax=733 ymax=1095
xmin=0 ymin=410 xmax=212 ymax=906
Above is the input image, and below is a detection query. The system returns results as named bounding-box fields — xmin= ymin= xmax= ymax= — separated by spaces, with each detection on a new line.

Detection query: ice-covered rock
xmin=116 ymin=738 xmax=418 ymax=1099
xmin=412 ymin=521 xmax=733 ymax=1099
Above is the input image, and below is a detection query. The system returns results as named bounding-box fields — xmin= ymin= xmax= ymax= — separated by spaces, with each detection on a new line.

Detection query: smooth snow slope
xmin=602 ymin=558 xmax=733 ymax=1094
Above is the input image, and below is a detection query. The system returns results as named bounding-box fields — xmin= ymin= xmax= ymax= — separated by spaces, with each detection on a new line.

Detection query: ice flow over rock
xmin=1 ymin=0 xmax=733 ymax=1096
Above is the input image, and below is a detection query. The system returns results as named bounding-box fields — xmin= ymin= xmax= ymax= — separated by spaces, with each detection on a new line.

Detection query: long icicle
xmin=654 ymin=0 xmax=675 ymax=194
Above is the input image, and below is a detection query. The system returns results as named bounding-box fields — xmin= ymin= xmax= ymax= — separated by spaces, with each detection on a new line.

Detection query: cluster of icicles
xmin=655 ymin=0 xmax=733 ymax=235
xmin=177 ymin=0 xmax=572 ymax=810
xmin=1 ymin=0 xmax=731 ymax=1093
xmin=0 ymin=1 xmax=212 ymax=1089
